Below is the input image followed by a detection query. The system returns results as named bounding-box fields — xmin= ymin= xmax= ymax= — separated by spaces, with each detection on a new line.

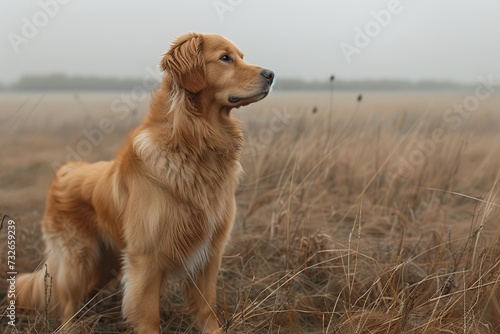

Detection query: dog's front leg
xmin=185 ymin=248 xmax=223 ymax=333
xmin=122 ymin=252 xmax=164 ymax=334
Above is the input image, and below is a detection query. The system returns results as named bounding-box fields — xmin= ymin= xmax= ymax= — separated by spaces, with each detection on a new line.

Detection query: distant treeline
xmin=3 ymin=74 xmax=151 ymax=92
xmin=274 ymin=78 xmax=474 ymax=91
xmin=0 ymin=74 xmax=478 ymax=92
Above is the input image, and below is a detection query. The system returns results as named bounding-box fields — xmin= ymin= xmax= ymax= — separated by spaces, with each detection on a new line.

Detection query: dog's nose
xmin=261 ymin=69 xmax=275 ymax=85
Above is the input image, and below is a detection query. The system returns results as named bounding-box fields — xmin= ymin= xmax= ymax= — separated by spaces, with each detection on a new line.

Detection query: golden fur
xmin=15 ymin=33 xmax=274 ymax=333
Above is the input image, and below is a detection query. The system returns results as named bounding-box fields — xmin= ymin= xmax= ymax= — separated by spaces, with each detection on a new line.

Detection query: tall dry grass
xmin=1 ymin=92 xmax=499 ymax=333
xmin=224 ymin=95 xmax=500 ymax=333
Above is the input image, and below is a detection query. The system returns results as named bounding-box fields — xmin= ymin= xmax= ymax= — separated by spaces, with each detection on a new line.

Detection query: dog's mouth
xmin=228 ymin=90 xmax=269 ymax=105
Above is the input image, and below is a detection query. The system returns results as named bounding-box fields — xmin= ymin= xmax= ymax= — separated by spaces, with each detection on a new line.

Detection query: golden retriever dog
xmin=14 ymin=33 xmax=274 ymax=333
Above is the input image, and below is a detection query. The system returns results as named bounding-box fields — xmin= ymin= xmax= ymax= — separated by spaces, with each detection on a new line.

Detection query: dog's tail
xmin=14 ymin=229 xmax=101 ymax=322
xmin=15 ymin=267 xmax=53 ymax=311
xmin=14 ymin=239 xmax=74 ymax=318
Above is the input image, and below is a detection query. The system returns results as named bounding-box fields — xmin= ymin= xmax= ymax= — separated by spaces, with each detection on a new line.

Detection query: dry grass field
xmin=1 ymin=90 xmax=499 ymax=333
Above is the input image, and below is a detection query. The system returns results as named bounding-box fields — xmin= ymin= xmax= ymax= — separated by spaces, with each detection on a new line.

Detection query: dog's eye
xmin=219 ymin=54 xmax=233 ymax=63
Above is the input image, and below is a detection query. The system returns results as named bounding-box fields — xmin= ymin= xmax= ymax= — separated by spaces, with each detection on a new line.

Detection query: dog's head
xmin=161 ymin=33 xmax=274 ymax=109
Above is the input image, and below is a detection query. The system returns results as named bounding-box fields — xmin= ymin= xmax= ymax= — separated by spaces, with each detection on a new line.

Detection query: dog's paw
xmin=211 ymin=329 xmax=225 ymax=334
xmin=211 ymin=327 xmax=227 ymax=334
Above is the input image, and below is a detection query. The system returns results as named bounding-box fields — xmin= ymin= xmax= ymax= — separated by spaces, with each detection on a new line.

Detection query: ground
xmin=0 ymin=91 xmax=499 ymax=333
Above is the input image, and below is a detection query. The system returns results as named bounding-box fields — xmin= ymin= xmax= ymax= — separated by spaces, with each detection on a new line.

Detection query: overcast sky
xmin=1 ymin=0 xmax=500 ymax=85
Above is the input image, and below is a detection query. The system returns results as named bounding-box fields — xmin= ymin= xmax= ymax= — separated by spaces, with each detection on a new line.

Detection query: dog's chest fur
xmin=131 ymin=127 xmax=242 ymax=273
xmin=133 ymin=128 xmax=242 ymax=201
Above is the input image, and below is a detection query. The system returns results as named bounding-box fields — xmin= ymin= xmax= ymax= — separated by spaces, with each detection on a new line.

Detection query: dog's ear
xmin=161 ymin=33 xmax=206 ymax=93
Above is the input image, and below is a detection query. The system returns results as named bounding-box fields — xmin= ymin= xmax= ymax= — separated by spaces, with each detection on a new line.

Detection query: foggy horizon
xmin=2 ymin=1 xmax=500 ymax=86
xmin=1 ymin=72 xmax=493 ymax=93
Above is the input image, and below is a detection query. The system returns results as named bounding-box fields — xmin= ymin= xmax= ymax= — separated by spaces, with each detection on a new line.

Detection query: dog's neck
xmin=145 ymin=75 xmax=244 ymax=158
